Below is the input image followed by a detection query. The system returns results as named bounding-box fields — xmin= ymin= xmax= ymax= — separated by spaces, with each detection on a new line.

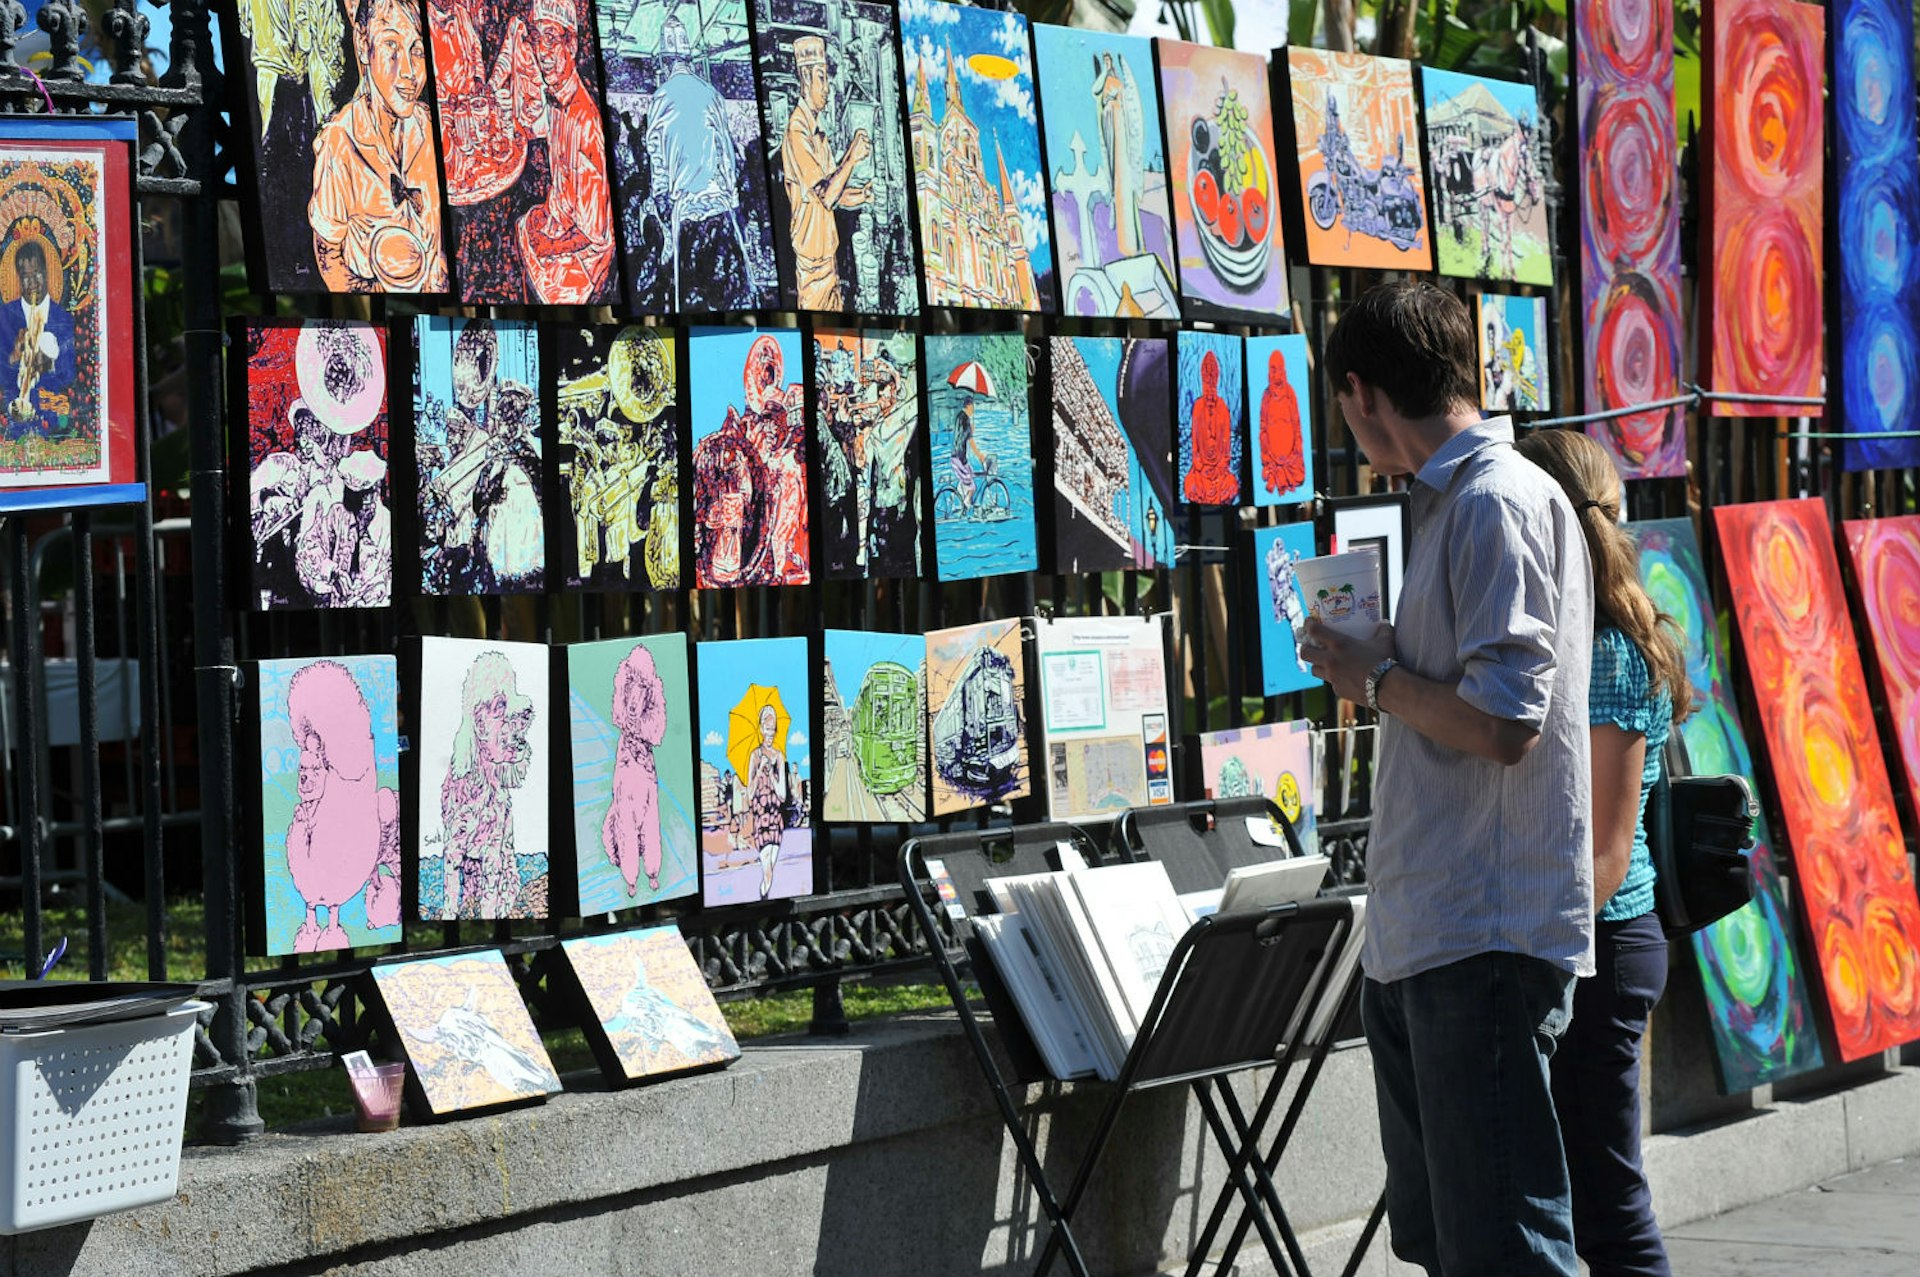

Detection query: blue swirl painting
xmin=1835 ymin=0 xmax=1920 ymax=471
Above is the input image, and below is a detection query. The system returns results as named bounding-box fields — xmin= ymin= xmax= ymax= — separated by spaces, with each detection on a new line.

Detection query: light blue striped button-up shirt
xmin=1362 ymin=416 xmax=1596 ymax=984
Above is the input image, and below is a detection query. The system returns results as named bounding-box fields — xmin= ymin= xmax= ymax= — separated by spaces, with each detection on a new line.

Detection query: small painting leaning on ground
xmin=924 ymin=331 xmax=1039 ymax=581
xmin=253 ymin=655 xmax=403 ymax=955
xmin=822 ymin=629 xmax=927 ymax=823
xmin=1476 ymin=293 xmax=1550 ymax=413
xmin=417 ymin=636 xmax=552 ymax=921
xmin=696 ymin=637 xmax=814 ymax=906
xmin=927 ymin=618 xmax=1030 ymax=816
xmin=1420 ymin=67 xmax=1552 ymax=286
xmin=560 ymin=928 xmax=740 ymax=1083
xmin=1176 ymin=329 xmax=1243 ymax=507
xmin=1282 ymin=48 xmax=1430 ymax=272
xmin=1196 ymin=720 xmax=1316 ymax=856
xmin=688 ymin=326 xmax=810 ymax=588
xmin=814 ymin=328 xmax=922 ymax=580
xmin=371 ymin=950 xmax=561 ymax=1116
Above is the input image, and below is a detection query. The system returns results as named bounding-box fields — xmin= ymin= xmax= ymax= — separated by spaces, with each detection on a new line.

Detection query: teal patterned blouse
xmin=1590 ymin=626 xmax=1671 ymax=922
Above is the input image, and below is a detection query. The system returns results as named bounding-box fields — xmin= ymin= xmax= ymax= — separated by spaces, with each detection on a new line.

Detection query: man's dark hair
xmin=1323 ymin=280 xmax=1479 ymax=419
xmin=13 ymin=239 xmax=45 ymax=273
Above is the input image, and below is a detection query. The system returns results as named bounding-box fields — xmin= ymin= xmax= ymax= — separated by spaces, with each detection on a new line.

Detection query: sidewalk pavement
xmin=1662 ymin=1155 xmax=1920 ymax=1275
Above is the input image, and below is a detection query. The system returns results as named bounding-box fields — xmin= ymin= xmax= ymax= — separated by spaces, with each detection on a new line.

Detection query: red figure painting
xmin=1182 ymin=347 xmax=1239 ymax=505
xmin=1259 ymin=348 xmax=1306 ymax=495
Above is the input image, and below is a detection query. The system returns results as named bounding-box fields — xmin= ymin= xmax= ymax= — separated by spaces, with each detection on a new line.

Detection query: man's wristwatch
xmin=1365 ymin=657 xmax=1399 ymax=714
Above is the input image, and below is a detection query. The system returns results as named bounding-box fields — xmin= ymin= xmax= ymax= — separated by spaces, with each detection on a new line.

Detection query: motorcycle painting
xmin=1421 ymin=68 xmax=1554 ymax=286
xmin=1282 ymin=49 xmax=1432 ymax=271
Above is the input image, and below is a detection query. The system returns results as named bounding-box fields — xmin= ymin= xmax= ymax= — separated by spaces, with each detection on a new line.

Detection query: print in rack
xmin=697 ymin=637 xmax=814 ymax=906
xmin=814 ymin=328 xmax=922 ymax=580
xmin=925 ymin=331 xmax=1039 ymax=582
xmin=689 ymin=326 xmax=809 ymax=589
xmin=752 ymin=0 xmax=919 ymax=315
xmin=1248 ymin=333 xmax=1313 ymax=507
xmin=226 ymin=0 xmax=450 ymax=293
xmin=1049 ymin=335 xmax=1174 ymax=573
xmin=900 ymin=0 xmax=1054 ymax=312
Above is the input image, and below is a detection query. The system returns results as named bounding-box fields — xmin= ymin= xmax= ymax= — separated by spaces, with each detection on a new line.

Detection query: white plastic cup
xmin=1292 ymin=549 xmax=1384 ymax=637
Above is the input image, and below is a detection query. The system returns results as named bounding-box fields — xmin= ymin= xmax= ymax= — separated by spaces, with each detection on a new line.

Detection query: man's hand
xmin=849 ymin=129 xmax=872 ymax=165
xmin=1300 ymin=618 xmax=1396 ymax=705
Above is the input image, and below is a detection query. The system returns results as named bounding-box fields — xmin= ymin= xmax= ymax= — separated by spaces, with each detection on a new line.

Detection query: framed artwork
xmin=1251 ymin=521 xmax=1320 ymax=698
xmin=1328 ymin=493 xmax=1411 ymax=624
xmin=1177 ymin=329 xmax=1243 ymax=508
xmin=1157 ymin=40 xmax=1287 ymax=322
xmin=1574 ymin=0 xmax=1685 ymax=479
xmin=1048 ymin=335 xmax=1174 ymax=573
xmin=925 ymin=331 xmax=1039 ymax=581
xmin=821 ymin=629 xmax=927 ymax=822
xmin=370 ymin=950 xmax=561 ymax=1117
xmin=425 ymin=0 xmax=616 ymax=305
xmin=688 ymin=327 xmax=809 ymax=589
xmin=814 ymin=328 xmax=922 ymax=580
xmin=234 ymin=320 xmax=392 ymax=610
xmin=561 ymin=635 xmax=698 ymax=915
xmin=248 ymin=655 xmax=403 ymax=956
xmin=1281 ymin=49 xmax=1432 ymax=272
xmin=927 ymin=617 xmax=1031 ymax=816
xmin=0 ymin=118 xmax=139 ymax=513
xmin=1833 ymin=0 xmax=1920 ymax=471
xmin=594 ymin=0 xmax=778 ymax=313
xmin=899 ymin=0 xmax=1054 ymax=313
xmin=224 ymin=0 xmax=450 ymax=294
xmin=1034 ymin=615 xmax=1174 ymax=820
xmin=1703 ymin=0 xmax=1824 ymax=417
xmin=1248 ymin=333 xmax=1312 ymax=508
xmin=550 ymin=323 xmax=680 ymax=591
xmin=1033 ymin=24 xmax=1180 ymax=319
xmin=415 ymin=636 xmax=552 ymax=921
xmin=1420 ymin=68 xmax=1553 ymax=286
xmin=1630 ymin=517 xmax=1825 ymax=1091
xmin=1476 ymin=293 xmax=1551 ymax=413
xmin=1196 ymin=720 xmax=1316 ymax=855
xmin=409 ymin=315 xmax=546 ymax=595
xmin=1843 ymin=517 xmax=1920 ymax=814
xmin=752 ymin=0 xmax=919 ymax=316
xmin=558 ymin=927 xmax=740 ymax=1084
xmin=1714 ymin=498 xmax=1920 ymax=1062
xmin=696 ymin=636 xmax=814 ymax=906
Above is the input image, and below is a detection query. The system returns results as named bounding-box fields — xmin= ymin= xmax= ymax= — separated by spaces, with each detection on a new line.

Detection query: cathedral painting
xmin=899 ymin=0 xmax=1054 ymax=312
xmin=1032 ymin=24 xmax=1179 ymax=319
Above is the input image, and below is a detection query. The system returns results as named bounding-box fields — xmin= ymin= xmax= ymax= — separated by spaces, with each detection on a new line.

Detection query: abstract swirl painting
xmin=1715 ymin=499 xmax=1920 ymax=1062
xmin=1631 ymin=518 xmax=1823 ymax=1092
xmin=1703 ymin=0 xmax=1824 ymax=417
xmin=1834 ymin=0 xmax=1920 ymax=471
xmin=1575 ymin=0 xmax=1684 ymax=477
xmin=1843 ymin=517 xmax=1920 ymax=816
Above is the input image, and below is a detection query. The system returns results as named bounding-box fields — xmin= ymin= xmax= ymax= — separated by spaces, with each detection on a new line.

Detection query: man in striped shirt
xmin=1302 ymin=281 xmax=1593 ymax=1277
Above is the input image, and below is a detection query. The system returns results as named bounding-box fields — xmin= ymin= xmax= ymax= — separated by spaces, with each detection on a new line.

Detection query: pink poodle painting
xmin=254 ymin=655 xmax=403 ymax=954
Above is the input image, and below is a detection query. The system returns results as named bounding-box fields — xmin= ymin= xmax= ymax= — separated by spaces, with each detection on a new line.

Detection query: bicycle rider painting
xmin=925 ymin=331 xmax=1039 ymax=582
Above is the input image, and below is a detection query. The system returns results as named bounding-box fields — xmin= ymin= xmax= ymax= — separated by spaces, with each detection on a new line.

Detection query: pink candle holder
xmin=347 ymin=1062 xmax=407 ymax=1133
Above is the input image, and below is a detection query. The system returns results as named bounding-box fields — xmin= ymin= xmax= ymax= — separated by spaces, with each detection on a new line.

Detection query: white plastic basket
xmin=0 ymin=1000 xmax=207 ymax=1234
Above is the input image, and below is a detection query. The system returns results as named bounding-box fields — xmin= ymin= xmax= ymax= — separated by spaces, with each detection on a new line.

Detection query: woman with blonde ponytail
xmin=1514 ymin=427 xmax=1691 ymax=1277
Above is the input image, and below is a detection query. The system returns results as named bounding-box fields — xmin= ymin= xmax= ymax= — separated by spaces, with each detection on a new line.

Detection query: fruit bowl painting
xmin=1187 ymin=86 xmax=1274 ymax=293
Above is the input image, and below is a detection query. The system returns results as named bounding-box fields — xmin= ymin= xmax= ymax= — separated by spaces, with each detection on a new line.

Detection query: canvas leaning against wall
xmin=371 ymin=950 xmax=562 ymax=1117
xmin=1196 ymin=720 xmax=1316 ymax=856
xmin=558 ymin=927 xmax=740 ymax=1084
xmin=925 ymin=331 xmax=1039 ymax=582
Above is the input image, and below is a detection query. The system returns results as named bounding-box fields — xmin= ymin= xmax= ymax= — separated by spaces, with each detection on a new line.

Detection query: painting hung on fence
xmin=564 ymin=635 xmax=698 ymax=915
xmin=252 ymin=655 xmax=403 ymax=955
xmin=1033 ymin=24 xmax=1179 ymax=320
xmin=552 ymin=323 xmax=679 ymax=591
xmin=559 ymin=927 xmax=739 ymax=1084
xmin=1177 ymin=329 xmax=1243 ymax=507
xmin=814 ymin=328 xmax=922 ymax=580
xmin=226 ymin=0 xmax=451 ymax=294
xmin=411 ymin=316 xmax=545 ymax=595
xmin=1704 ymin=0 xmax=1824 ymax=417
xmin=1049 ymin=335 xmax=1175 ymax=573
xmin=1714 ymin=499 xmax=1920 ymax=1062
xmin=925 ymin=332 xmax=1038 ymax=581
xmin=0 ymin=120 xmax=139 ymax=513
xmin=927 ymin=618 xmax=1030 ymax=816
xmin=752 ymin=0 xmax=918 ymax=315
xmin=1157 ymin=40 xmax=1287 ymax=321
xmin=1575 ymin=0 xmax=1685 ymax=479
xmin=1035 ymin=615 xmax=1174 ymax=820
xmin=1420 ymin=68 xmax=1552 ymax=286
xmin=1248 ymin=334 xmax=1312 ymax=507
xmin=1252 ymin=521 xmax=1320 ymax=698
xmin=1476 ymin=293 xmax=1550 ymax=412
xmin=1630 ymin=517 xmax=1825 ymax=1091
xmin=595 ymin=0 xmax=778 ymax=313
xmin=417 ymin=636 xmax=552 ymax=920
xmin=822 ymin=629 xmax=927 ymax=823
xmin=899 ymin=0 xmax=1054 ymax=312
xmin=1282 ymin=49 xmax=1431 ymax=272
xmin=371 ymin=950 xmax=561 ymax=1116
xmin=689 ymin=327 xmax=809 ymax=589
xmin=1197 ymin=720 xmax=1316 ymax=855
xmin=237 ymin=320 xmax=392 ymax=610
xmin=696 ymin=637 xmax=814 ymax=906
xmin=1844 ymin=517 xmax=1920 ymax=815
xmin=1834 ymin=0 xmax=1920 ymax=470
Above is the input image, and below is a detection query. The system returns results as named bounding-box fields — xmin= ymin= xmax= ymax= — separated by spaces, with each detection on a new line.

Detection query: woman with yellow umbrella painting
xmin=729 ymin=684 xmax=789 ymax=900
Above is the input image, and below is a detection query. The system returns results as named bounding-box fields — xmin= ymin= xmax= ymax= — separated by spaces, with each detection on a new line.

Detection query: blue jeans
xmin=1363 ymin=952 xmax=1579 ymax=1276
